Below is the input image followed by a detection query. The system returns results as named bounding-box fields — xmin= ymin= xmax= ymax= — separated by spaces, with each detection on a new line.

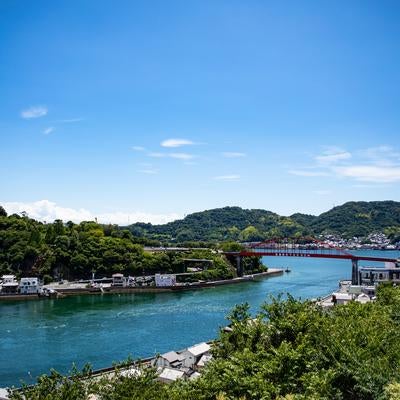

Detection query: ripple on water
xmin=0 ymin=250 xmax=399 ymax=388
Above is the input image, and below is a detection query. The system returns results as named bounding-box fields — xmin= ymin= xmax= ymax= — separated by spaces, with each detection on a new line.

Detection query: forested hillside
xmin=0 ymin=209 xmax=236 ymax=281
xmin=1 ymin=200 xmax=400 ymax=280
xmin=308 ymin=201 xmax=400 ymax=237
xmin=129 ymin=201 xmax=400 ymax=242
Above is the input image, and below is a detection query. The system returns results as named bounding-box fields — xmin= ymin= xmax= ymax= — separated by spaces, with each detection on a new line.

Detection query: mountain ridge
xmin=128 ymin=201 xmax=400 ymax=242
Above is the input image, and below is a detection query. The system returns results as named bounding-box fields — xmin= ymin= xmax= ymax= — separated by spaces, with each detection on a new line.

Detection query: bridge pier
xmin=236 ymin=256 xmax=244 ymax=277
xmin=351 ymin=259 xmax=359 ymax=285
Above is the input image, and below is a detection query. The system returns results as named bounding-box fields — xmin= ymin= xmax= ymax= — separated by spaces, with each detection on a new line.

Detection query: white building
xmin=332 ymin=292 xmax=353 ymax=305
xmin=155 ymin=351 xmax=184 ymax=368
xmin=155 ymin=274 xmax=176 ymax=287
xmin=19 ymin=277 xmax=42 ymax=294
xmin=355 ymin=293 xmax=371 ymax=304
xmin=359 ymin=265 xmax=400 ymax=285
xmin=182 ymin=342 xmax=211 ymax=368
xmin=1 ymin=275 xmax=19 ymax=294
xmin=197 ymin=354 xmax=213 ymax=369
xmin=112 ymin=273 xmax=125 ymax=287
xmin=158 ymin=367 xmax=185 ymax=383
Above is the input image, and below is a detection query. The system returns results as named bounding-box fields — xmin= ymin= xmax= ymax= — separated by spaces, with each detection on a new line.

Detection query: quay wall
xmin=0 ymin=269 xmax=283 ymax=301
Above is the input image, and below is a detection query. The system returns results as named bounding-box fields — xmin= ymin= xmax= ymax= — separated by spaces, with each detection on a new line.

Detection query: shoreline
xmin=0 ymin=269 xmax=284 ymax=301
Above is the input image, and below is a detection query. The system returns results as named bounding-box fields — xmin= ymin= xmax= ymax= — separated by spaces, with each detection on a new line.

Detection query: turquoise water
xmin=0 ymin=250 xmax=398 ymax=387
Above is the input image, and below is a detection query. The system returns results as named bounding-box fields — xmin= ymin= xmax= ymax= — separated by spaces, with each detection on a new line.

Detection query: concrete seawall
xmin=0 ymin=269 xmax=284 ymax=301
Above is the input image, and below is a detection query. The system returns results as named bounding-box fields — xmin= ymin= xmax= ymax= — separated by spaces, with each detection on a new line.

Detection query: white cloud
xmin=138 ymin=169 xmax=158 ymax=175
xmin=222 ymin=152 xmax=247 ymax=158
xmin=132 ymin=146 xmax=145 ymax=152
xmin=313 ymin=190 xmax=331 ymax=195
xmin=2 ymin=200 xmax=181 ymax=225
xmin=169 ymin=153 xmax=195 ymax=160
xmin=21 ymin=106 xmax=48 ymax=119
xmin=357 ymin=146 xmax=400 ymax=166
xmin=161 ymin=138 xmax=195 ymax=148
xmin=43 ymin=127 xmax=54 ymax=135
xmin=213 ymin=175 xmax=240 ymax=181
xmin=288 ymin=170 xmax=329 ymax=177
xmin=56 ymin=118 xmax=83 ymax=123
xmin=289 ymin=144 xmax=400 ymax=184
xmin=147 ymin=152 xmax=195 ymax=160
xmin=334 ymin=165 xmax=400 ymax=183
xmin=315 ymin=151 xmax=351 ymax=164
xmin=148 ymin=152 xmax=166 ymax=158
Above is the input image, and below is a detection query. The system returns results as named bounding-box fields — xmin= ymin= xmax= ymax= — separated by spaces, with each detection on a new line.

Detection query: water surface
xmin=0 ymin=250 xmax=398 ymax=387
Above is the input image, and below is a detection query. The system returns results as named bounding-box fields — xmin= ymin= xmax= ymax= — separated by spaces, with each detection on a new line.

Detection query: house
xmin=182 ymin=342 xmax=211 ymax=368
xmin=332 ymin=292 xmax=353 ymax=305
xmin=359 ymin=264 xmax=400 ymax=285
xmin=355 ymin=293 xmax=371 ymax=304
xmin=1 ymin=275 xmax=19 ymax=294
xmin=111 ymin=273 xmax=125 ymax=287
xmin=19 ymin=277 xmax=42 ymax=294
xmin=155 ymin=351 xmax=184 ymax=368
xmin=155 ymin=274 xmax=176 ymax=287
xmin=189 ymin=371 xmax=201 ymax=380
xmin=158 ymin=367 xmax=185 ymax=383
xmin=0 ymin=387 xmax=9 ymax=400
xmin=197 ymin=354 xmax=212 ymax=369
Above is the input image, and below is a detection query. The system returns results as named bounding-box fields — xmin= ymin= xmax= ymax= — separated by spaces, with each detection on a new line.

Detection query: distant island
xmin=0 ymin=201 xmax=399 ymax=282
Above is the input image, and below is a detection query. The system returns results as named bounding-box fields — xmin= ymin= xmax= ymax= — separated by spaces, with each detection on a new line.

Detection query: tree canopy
xmin=11 ymin=285 xmax=400 ymax=399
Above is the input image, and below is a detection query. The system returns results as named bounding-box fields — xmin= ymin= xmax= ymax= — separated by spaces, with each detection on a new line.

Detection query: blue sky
xmin=1 ymin=0 xmax=400 ymax=224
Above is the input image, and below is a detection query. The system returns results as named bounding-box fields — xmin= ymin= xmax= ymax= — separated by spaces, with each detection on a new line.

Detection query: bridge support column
xmin=351 ymin=259 xmax=359 ymax=285
xmin=236 ymin=256 xmax=244 ymax=277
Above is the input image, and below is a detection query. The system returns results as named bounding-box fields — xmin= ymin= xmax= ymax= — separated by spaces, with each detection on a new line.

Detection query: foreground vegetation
xmin=11 ymin=284 xmax=400 ymax=399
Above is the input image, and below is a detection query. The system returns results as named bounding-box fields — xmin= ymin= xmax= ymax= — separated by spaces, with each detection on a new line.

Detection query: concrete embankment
xmin=0 ymin=269 xmax=284 ymax=301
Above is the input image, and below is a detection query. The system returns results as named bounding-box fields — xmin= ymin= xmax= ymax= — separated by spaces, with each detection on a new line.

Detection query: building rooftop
xmin=160 ymin=351 xmax=184 ymax=363
xmin=333 ymin=292 xmax=353 ymax=301
xmin=158 ymin=367 xmax=185 ymax=382
xmin=197 ymin=354 xmax=213 ymax=367
xmin=186 ymin=342 xmax=210 ymax=357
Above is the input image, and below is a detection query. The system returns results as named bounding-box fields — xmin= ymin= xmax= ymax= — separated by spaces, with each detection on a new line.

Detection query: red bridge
xmin=223 ymin=239 xmax=399 ymax=284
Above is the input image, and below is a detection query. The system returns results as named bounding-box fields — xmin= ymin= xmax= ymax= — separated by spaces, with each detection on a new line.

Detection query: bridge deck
xmin=224 ymin=251 xmax=397 ymax=263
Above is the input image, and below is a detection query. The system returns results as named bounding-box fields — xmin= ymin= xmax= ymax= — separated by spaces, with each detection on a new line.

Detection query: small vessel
xmin=285 ymin=268 xmax=291 ymax=273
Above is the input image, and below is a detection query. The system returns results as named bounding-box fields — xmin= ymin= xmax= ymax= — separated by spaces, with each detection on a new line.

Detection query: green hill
xmin=128 ymin=201 xmax=400 ymax=242
xmin=310 ymin=200 xmax=400 ymax=237
xmin=129 ymin=206 xmax=310 ymax=243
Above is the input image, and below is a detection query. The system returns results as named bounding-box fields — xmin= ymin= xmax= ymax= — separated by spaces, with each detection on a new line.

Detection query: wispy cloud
xmin=161 ymin=138 xmax=195 ymax=148
xmin=138 ymin=169 xmax=159 ymax=175
xmin=132 ymin=146 xmax=146 ymax=152
xmin=288 ymin=170 xmax=330 ymax=177
xmin=55 ymin=118 xmax=83 ymax=123
xmin=2 ymin=200 xmax=181 ymax=225
xmin=313 ymin=190 xmax=331 ymax=195
xmin=222 ymin=152 xmax=247 ymax=158
xmin=357 ymin=146 xmax=400 ymax=166
xmin=169 ymin=153 xmax=195 ymax=160
xmin=147 ymin=152 xmax=195 ymax=161
xmin=148 ymin=152 xmax=166 ymax=158
xmin=315 ymin=149 xmax=351 ymax=164
xmin=43 ymin=127 xmax=54 ymax=135
xmin=334 ymin=165 xmax=400 ymax=183
xmin=21 ymin=106 xmax=48 ymax=119
xmin=213 ymin=174 xmax=240 ymax=181
xmin=290 ymin=144 xmax=400 ymax=183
